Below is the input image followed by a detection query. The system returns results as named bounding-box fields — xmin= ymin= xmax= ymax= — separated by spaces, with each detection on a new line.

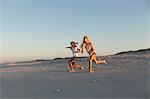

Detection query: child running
xmin=81 ymin=36 xmax=107 ymax=73
xmin=66 ymin=41 xmax=83 ymax=72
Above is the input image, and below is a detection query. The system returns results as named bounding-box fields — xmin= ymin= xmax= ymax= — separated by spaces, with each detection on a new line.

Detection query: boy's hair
xmin=70 ymin=41 xmax=78 ymax=45
xmin=70 ymin=41 xmax=75 ymax=45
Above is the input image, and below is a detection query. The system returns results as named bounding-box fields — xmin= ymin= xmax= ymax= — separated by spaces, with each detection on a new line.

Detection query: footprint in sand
xmin=54 ymin=89 xmax=64 ymax=93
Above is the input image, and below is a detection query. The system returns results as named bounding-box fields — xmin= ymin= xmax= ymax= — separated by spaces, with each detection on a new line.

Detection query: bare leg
xmin=93 ymin=54 xmax=107 ymax=64
xmin=73 ymin=65 xmax=83 ymax=70
xmin=89 ymin=60 xmax=93 ymax=73
xmin=68 ymin=62 xmax=75 ymax=72
xmin=88 ymin=54 xmax=107 ymax=73
xmin=89 ymin=56 xmax=94 ymax=73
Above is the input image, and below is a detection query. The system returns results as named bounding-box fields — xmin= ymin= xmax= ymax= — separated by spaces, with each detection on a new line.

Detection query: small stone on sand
xmin=54 ymin=89 xmax=62 ymax=92
xmin=92 ymin=79 xmax=97 ymax=83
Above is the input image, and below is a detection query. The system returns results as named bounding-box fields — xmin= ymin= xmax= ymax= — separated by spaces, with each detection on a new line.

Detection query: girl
xmin=81 ymin=36 xmax=107 ymax=73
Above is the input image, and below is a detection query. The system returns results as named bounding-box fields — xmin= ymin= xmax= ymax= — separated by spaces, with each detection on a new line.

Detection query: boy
xmin=66 ymin=41 xmax=83 ymax=72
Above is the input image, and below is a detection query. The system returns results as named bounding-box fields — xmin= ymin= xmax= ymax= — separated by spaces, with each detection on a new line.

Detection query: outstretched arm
xmin=65 ymin=47 xmax=71 ymax=49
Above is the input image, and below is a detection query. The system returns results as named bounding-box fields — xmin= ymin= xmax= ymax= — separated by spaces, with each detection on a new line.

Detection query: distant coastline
xmin=53 ymin=56 xmax=88 ymax=60
xmin=53 ymin=48 xmax=150 ymax=60
xmin=1 ymin=48 xmax=149 ymax=65
xmin=115 ymin=48 xmax=150 ymax=55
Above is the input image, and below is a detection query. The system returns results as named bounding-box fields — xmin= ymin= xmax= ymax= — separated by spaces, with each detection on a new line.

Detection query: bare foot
xmin=80 ymin=67 xmax=83 ymax=70
xmin=69 ymin=70 xmax=75 ymax=72
xmin=89 ymin=71 xmax=94 ymax=73
xmin=103 ymin=60 xmax=107 ymax=64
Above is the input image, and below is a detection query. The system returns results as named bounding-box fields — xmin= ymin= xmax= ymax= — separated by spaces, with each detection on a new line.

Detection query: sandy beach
xmin=2 ymin=0 xmax=149 ymax=98
xmin=0 ymin=52 xmax=149 ymax=99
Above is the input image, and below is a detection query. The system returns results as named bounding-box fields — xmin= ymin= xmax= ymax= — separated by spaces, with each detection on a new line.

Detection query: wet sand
xmin=0 ymin=55 xmax=149 ymax=99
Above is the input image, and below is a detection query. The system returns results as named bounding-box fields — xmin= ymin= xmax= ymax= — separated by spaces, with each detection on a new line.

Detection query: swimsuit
xmin=84 ymin=42 xmax=96 ymax=56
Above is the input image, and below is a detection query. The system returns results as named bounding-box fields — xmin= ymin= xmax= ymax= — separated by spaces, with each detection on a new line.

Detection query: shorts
xmin=89 ymin=52 xmax=96 ymax=57
xmin=69 ymin=57 xmax=77 ymax=65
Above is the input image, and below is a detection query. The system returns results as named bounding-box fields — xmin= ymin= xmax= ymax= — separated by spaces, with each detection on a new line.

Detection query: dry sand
xmin=0 ymin=55 xmax=149 ymax=99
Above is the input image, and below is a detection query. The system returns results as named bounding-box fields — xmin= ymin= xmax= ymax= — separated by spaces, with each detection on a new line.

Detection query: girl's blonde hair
xmin=83 ymin=36 xmax=90 ymax=42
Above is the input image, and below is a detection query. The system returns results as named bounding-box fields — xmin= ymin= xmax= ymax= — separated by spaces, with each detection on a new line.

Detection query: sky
xmin=0 ymin=0 xmax=149 ymax=62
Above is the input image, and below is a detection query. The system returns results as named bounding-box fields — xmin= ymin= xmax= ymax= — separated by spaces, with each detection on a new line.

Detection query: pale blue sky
xmin=1 ymin=0 xmax=149 ymax=62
